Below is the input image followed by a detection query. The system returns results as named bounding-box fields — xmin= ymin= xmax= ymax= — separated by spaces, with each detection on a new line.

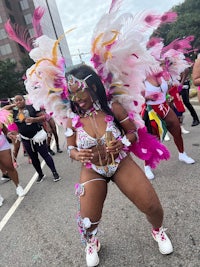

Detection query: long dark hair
xmin=66 ymin=64 xmax=123 ymax=133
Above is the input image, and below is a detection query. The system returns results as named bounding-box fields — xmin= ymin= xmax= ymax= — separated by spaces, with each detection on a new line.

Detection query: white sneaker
xmin=152 ymin=227 xmax=173 ymax=255
xmin=181 ymin=125 xmax=190 ymax=134
xmin=16 ymin=185 xmax=25 ymax=197
xmin=179 ymin=152 xmax=195 ymax=164
xmin=144 ymin=165 xmax=155 ymax=180
xmin=0 ymin=195 xmax=4 ymax=207
xmin=85 ymin=237 xmax=101 ymax=267
xmin=164 ymin=133 xmax=170 ymax=141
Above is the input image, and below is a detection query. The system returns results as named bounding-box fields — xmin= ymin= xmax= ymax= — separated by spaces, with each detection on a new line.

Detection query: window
xmin=9 ymin=15 xmax=15 ymax=23
xmin=0 ymin=29 xmax=7 ymax=40
xmin=0 ymin=44 xmax=12 ymax=56
xmin=4 ymin=0 xmax=12 ymax=10
xmin=24 ymin=13 xmax=32 ymax=25
xmin=19 ymin=0 xmax=29 ymax=10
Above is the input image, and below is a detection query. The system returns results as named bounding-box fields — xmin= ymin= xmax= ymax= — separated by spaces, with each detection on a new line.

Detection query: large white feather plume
xmin=90 ymin=1 xmax=163 ymax=127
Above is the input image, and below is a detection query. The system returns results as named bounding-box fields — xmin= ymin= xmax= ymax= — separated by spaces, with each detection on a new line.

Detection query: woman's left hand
xmin=25 ymin=117 xmax=34 ymax=124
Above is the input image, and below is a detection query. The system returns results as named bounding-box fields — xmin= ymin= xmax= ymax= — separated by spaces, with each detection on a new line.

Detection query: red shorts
xmin=151 ymin=102 xmax=170 ymax=119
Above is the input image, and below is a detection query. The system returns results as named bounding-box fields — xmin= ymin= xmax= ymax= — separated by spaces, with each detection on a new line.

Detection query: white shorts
xmin=0 ymin=134 xmax=11 ymax=151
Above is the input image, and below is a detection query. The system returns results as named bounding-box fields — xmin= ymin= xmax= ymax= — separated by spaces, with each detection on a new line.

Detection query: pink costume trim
xmin=7 ymin=122 xmax=18 ymax=132
xmin=129 ymin=127 xmax=170 ymax=169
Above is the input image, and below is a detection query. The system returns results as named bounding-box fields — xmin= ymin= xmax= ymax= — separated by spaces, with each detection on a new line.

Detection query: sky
xmin=54 ymin=0 xmax=185 ymax=65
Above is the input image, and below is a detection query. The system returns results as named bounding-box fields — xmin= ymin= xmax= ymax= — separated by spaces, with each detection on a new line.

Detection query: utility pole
xmin=71 ymin=49 xmax=90 ymax=64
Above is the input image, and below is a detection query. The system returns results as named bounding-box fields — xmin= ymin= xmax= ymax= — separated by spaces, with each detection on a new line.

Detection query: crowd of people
xmin=1 ymin=3 xmax=200 ymax=267
xmin=0 ymin=95 xmax=63 ymax=205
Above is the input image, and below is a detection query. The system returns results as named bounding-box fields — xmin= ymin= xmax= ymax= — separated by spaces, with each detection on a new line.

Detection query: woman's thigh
xmin=113 ymin=156 xmax=161 ymax=213
xmin=164 ymin=108 xmax=181 ymax=133
xmin=78 ymin=168 xmax=108 ymax=221
xmin=0 ymin=149 xmax=14 ymax=170
xmin=22 ymin=140 xmax=39 ymax=159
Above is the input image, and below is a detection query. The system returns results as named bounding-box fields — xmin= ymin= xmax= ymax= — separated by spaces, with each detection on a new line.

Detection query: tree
xmin=0 ymin=59 xmax=26 ymax=99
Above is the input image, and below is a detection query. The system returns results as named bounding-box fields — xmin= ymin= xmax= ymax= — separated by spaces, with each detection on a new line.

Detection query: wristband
xmin=121 ymin=136 xmax=131 ymax=147
xmin=65 ymin=128 xmax=74 ymax=137
xmin=67 ymin=145 xmax=77 ymax=156
xmin=127 ymin=130 xmax=138 ymax=141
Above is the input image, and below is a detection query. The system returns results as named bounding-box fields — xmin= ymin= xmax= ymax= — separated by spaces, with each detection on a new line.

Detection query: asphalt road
xmin=0 ymin=106 xmax=200 ymax=267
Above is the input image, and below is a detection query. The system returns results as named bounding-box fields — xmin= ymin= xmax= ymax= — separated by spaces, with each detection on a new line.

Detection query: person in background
xmin=0 ymin=123 xmax=25 ymax=197
xmin=168 ymin=84 xmax=190 ymax=134
xmin=66 ymin=65 xmax=173 ymax=267
xmin=180 ymin=68 xmax=199 ymax=126
xmin=144 ymin=74 xmax=195 ymax=180
xmin=1 ymin=167 xmax=11 ymax=182
xmin=192 ymin=54 xmax=200 ymax=104
xmin=9 ymin=95 xmax=61 ymax=183
xmin=38 ymin=108 xmax=63 ymax=155
xmin=2 ymin=101 xmax=32 ymax=167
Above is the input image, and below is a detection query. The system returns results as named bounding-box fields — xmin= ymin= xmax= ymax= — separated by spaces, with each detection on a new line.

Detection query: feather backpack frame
xmin=89 ymin=0 xmax=182 ymax=168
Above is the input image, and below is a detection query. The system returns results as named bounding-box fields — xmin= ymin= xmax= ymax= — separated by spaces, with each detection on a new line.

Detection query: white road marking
xmin=0 ymin=159 xmax=45 ymax=232
xmin=0 ymin=139 xmax=56 ymax=232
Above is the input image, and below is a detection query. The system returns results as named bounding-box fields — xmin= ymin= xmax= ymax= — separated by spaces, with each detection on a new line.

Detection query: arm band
xmin=119 ymin=116 xmax=129 ymax=123
xmin=65 ymin=128 xmax=74 ymax=137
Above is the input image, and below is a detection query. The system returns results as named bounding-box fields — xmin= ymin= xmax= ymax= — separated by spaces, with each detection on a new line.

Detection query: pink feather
xmin=0 ymin=109 xmax=11 ymax=124
xmin=109 ymin=0 xmax=123 ymax=13
xmin=7 ymin=123 xmax=18 ymax=132
xmin=159 ymin=11 xmax=177 ymax=24
xmin=162 ymin=35 xmax=194 ymax=54
xmin=32 ymin=6 xmax=45 ymax=38
xmin=146 ymin=37 xmax=163 ymax=48
xmin=129 ymin=127 xmax=170 ymax=169
xmin=4 ymin=19 xmax=33 ymax=52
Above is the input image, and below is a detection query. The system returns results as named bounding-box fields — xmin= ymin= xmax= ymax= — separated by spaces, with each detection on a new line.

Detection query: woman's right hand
xmin=7 ymin=131 xmax=18 ymax=141
xmin=76 ymin=149 xmax=94 ymax=163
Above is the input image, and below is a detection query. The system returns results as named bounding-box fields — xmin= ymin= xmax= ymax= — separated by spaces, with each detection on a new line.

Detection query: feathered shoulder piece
xmin=4 ymin=7 xmax=75 ymax=127
xmin=0 ymin=108 xmax=18 ymax=132
xmin=25 ymin=26 xmax=77 ymax=127
xmin=25 ymin=33 xmax=75 ymax=127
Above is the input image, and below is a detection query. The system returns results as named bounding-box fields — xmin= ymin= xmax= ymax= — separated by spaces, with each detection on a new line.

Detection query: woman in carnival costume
xmin=5 ymin=3 xmax=174 ymax=266
xmin=0 ymin=109 xmax=25 ymax=198
xmin=64 ymin=3 xmax=175 ymax=266
xmin=65 ymin=64 xmax=173 ymax=266
xmin=143 ymin=35 xmax=195 ymax=179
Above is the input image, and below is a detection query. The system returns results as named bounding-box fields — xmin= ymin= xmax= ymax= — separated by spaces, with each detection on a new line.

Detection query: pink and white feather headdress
xmin=147 ymin=35 xmax=194 ymax=83
xmin=90 ymin=0 xmax=178 ymax=168
xmin=90 ymin=0 xmax=177 ymax=127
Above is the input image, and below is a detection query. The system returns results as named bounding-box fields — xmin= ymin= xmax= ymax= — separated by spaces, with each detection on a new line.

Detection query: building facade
xmin=0 ymin=0 xmax=72 ymax=68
